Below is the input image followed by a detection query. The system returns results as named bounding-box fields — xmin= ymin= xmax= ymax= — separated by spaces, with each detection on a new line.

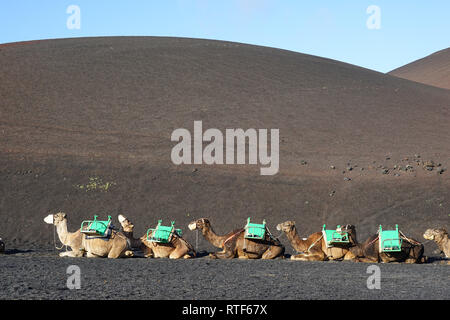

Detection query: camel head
xmin=423 ymin=228 xmax=448 ymax=242
xmin=118 ymin=214 xmax=134 ymax=233
xmin=43 ymin=212 xmax=67 ymax=226
xmin=188 ymin=218 xmax=211 ymax=231
xmin=276 ymin=221 xmax=296 ymax=233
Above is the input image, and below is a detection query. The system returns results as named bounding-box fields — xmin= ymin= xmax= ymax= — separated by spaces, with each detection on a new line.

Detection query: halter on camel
xmin=53 ymin=223 xmax=67 ymax=251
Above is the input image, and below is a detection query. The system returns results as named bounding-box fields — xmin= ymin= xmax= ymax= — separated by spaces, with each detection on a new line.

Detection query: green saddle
xmin=244 ymin=218 xmax=266 ymax=240
xmin=379 ymin=225 xmax=402 ymax=252
xmin=81 ymin=215 xmax=112 ymax=237
xmin=146 ymin=220 xmax=182 ymax=243
xmin=322 ymin=224 xmax=350 ymax=247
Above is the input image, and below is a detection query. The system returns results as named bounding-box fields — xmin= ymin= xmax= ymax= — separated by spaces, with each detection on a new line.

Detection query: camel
xmin=0 ymin=237 xmax=4 ymax=254
xmin=423 ymin=228 xmax=450 ymax=259
xmin=276 ymin=221 xmax=357 ymax=261
xmin=346 ymin=231 xmax=425 ymax=263
xmin=188 ymin=218 xmax=285 ymax=259
xmin=44 ymin=212 xmax=133 ymax=258
xmin=118 ymin=214 xmax=195 ymax=259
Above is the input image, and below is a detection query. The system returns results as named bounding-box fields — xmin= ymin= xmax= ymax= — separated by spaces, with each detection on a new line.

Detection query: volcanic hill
xmin=389 ymin=48 xmax=450 ymax=90
xmin=0 ymin=37 xmax=449 ymax=253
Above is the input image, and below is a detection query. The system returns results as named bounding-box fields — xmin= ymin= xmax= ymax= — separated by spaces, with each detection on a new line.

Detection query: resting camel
xmin=276 ymin=221 xmax=357 ymax=261
xmin=346 ymin=231 xmax=425 ymax=263
xmin=423 ymin=228 xmax=450 ymax=259
xmin=188 ymin=218 xmax=285 ymax=259
xmin=44 ymin=212 xmax=133 ymax=258
xmin=0 ymin=237 xmax=4 ymax=254
xmin=118 ymin=214 xmax=195 ymax=259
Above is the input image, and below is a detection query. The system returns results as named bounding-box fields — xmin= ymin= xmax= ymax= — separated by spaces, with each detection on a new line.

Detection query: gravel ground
xmin=0 ymin=248 xmax=448 ymax=300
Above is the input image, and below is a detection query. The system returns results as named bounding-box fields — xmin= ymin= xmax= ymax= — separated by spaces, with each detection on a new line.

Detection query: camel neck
xmin=56 ymin=220 xmax=69 ymax=245
xmin=122 ymin=230 xmax=141 ymax=247
xmin=286 ymin=227 xmax=308 ymax=252
xmin=202 ymin=225 xmax=225 ymax=248
xmin=436 ymin=235 xmax=449 ymax=250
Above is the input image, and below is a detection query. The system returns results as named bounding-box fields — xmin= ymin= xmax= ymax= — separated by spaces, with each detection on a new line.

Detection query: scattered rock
xmin=437 ymin=168 xmax=446 ymax=175
xmin=329 ymin=191 xmax=336 ymax=197
xmin=330 ymin=165 xmax=336 ymax=170
xmin=347 ymin=166 xmax=353 ymax=171
xmin=344 ymin=177 xmax=351 ymax=181
xmin=423 ymin=160 xmax=435 ymax=171
xmin=382 ymin=169 xmax=389 ymax=174
xmin=300 ymin=160 xmax=308 ymax=165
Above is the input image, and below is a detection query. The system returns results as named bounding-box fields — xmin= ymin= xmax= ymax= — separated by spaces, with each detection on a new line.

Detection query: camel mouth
xmin=43 ymin=214 xmax=54 ymax=225
xmin=188 ymin=222 xmax=197 ymax=231
xmin=423 ymin=234 xmax=433 ymax=240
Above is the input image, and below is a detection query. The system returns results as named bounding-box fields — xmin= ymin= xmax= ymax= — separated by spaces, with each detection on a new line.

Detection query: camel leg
xmin=108 ymin=245 xmax=128 ymax=258
xmin=124 ymin=250 xmax=134 ymax=257
xmin=86 ymin=251 xmax=100 ymax=258
xmin=343 ymin=251 xmax=362 ymax=262
xmin=59 ymin=250 xmax=83 ymax=258
xmin=291 ymin=249 xmax=326 ymax=261
xmin=261 ymin=245 xmax=284 ymax=259
xmin=355 ymin=256 xmax=379 ymax=263
xmin=169 ymin=247 xmax=189 ymax=259
xmin=210 ymin=248 xmax=236 ymax=259
xmin=138 ymin=244 xmax=154 ymax=258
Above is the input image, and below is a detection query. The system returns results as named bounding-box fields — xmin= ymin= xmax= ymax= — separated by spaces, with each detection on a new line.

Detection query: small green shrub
xmin=75 ymin=177 xmax=116 ymax=192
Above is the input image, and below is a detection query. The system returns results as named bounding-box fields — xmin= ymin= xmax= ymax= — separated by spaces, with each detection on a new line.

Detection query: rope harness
xmin=53 ymin=224 xmax=67 ymax=251
xmin=307 ymin=234 xmax=323 ymax=253
xmin=195 ymin=229 xmax=199 ymax=251
xmin=222 ymin=229 xmax=244 ymax=248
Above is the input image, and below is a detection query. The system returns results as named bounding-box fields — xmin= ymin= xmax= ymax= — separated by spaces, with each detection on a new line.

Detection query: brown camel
xmin=346 ymin=231 xmax=425 ymax=263
xmin=276 ymin=221 xmax=357 ymax=261
xmin=118 ymin=215 xmax=195 ymax=259
xmin=423 ymin=228 xmax=450 ymax=259
xmin=44 ymin=212 xmax=133 ymax=258
xmin=188 ymin=218 xmax=285 ymax=259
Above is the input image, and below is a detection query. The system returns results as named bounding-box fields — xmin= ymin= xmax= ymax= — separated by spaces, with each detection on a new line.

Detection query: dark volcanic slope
xmin=389 ymin=48 xmax=450 ymax=90
xmin=0 ymin=37 xmax=449 ymax=253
